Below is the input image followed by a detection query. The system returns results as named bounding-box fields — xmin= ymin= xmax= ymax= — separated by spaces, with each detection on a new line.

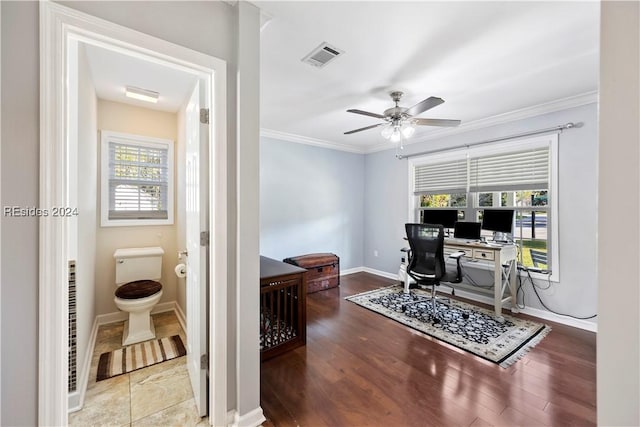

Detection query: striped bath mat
xmin=97 ymin=335 xmax=186 ymax=381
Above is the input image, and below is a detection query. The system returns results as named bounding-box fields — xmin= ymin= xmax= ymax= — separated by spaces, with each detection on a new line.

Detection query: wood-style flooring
xmin=260 ymin=272 xmax=596 ymax=427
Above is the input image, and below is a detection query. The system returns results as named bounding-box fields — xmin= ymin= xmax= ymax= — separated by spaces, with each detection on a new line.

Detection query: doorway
xmin=39 ymin=3 xmax=227 ymax=426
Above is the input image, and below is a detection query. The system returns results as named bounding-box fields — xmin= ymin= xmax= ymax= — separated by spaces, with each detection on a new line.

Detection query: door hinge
xmin=200 ymin=108 xmax=210 ymax=124
xmin=200 ymin=231 xmax=210 ymax=247
xmin=200 ymin=354 xmax=209 ymax=370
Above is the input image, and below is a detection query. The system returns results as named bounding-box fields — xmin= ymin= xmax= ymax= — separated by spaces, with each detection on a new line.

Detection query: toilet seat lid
xmin=115 ymin=280 xmax=162 ymax=299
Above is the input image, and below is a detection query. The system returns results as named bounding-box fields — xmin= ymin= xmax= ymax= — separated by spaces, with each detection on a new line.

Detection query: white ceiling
xmin=256 ymin=1 xmax=600 ymax=153
xmin=83 ymin=43 xmax=198 ymax=113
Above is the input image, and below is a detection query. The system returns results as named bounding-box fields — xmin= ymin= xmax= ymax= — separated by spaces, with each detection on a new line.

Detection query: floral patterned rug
xmin=346 ymin=285 xmax=550 ymax=367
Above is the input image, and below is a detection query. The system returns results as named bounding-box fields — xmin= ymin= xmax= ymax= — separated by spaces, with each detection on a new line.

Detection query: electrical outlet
xmin=373 ymin=250 xmax=378 ymax=257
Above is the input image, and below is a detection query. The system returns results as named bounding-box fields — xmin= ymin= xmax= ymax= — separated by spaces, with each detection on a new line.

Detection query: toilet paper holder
xmin=175 ymin=263 xmax=187 ymax=278
xmin=178 ymin=250 xmax=188 ymax=259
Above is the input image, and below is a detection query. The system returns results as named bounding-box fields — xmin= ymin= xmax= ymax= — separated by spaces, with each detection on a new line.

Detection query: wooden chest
xmin=283 ymin=253 xmax=340 ymax=294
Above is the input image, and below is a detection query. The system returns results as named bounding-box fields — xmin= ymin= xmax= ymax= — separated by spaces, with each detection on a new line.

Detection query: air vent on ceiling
xmin=302 ymin=42 xmax=344 ymax=68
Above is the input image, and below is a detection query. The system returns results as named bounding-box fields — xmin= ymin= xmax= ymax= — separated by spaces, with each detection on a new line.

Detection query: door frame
xmin=39 ymin=2 xmax=227 ymax=425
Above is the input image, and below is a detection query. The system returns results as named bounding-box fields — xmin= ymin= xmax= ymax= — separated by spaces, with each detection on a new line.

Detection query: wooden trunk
xmin=283 ymin=253 xmax=340 ymax=294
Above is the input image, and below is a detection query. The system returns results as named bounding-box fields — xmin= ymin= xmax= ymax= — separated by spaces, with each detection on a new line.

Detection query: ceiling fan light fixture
xmin=401 ymin=121 xmax=416 ymax=138
xmin=390 ymin=128 xmax=402 ymax=143
xmin=381 ymin=124 xmax=394 ymax=139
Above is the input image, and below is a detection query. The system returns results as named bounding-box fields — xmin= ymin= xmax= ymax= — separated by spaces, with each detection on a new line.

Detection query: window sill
xmin=100 ymin=218 xmax=174 ymax=227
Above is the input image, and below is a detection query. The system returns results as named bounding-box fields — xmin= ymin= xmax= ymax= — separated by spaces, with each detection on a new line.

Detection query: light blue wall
xmin=364 ymin=103 xmax=599 ymax=323
xmin=260 ymin=137 xmax=365 ymax=269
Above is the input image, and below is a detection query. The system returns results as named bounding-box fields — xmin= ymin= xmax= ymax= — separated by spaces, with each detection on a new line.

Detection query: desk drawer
xmin=445 ymin=246 xmax=473 ymax=258
xmin=473 ymin=249 xmax=495 ymax=261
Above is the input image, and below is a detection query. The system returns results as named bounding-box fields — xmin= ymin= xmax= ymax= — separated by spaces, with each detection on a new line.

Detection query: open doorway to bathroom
xmin=39 ymin=3 xmax=227 ymax=426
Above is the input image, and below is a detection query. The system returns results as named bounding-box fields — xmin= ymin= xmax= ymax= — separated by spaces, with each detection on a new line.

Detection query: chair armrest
xmin=401 ymin=247 xmax=410 ymax=253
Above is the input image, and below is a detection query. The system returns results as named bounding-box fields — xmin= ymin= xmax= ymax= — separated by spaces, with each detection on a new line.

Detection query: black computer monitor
xmin=421 ymin=209 xmax=458 ymax=229
xmin=481 ymin=209 xmax=515 ymax=233
xmin=454 ymin=221 xmax=482 ymax=240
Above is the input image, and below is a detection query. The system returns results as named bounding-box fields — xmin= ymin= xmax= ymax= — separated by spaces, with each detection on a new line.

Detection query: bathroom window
xmin=100 ymin=131 xmax=174 ymax=227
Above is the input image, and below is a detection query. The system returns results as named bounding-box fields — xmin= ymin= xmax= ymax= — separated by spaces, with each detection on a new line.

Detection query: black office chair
xmin=404 ymin=223 xmax=466 ymax=322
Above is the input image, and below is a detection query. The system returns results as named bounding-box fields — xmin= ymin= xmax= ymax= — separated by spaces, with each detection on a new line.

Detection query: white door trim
xmin=39 ymin=2 xmax=227 ymax=425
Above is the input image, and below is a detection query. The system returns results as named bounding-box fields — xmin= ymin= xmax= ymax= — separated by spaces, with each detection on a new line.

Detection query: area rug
xmin=346 ymin=285 xmax=550 ymax=368
xmin=97 ymin=335 xmax=186 ymax=381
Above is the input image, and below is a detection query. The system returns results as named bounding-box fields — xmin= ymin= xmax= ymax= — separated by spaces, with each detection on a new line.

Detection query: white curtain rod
xmin=396 ymin=122 xmax=581 ymax=160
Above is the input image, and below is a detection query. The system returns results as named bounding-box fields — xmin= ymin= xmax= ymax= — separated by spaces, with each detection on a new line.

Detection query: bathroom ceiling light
xmin=125 ymin=86 xmax=159 ymax=103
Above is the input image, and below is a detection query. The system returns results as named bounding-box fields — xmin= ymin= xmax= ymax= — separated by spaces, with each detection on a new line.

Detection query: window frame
xmin=100 ymin=130 xmax=175 ymax=227
xmin=408 ymin=134 xmax=559 ymax=282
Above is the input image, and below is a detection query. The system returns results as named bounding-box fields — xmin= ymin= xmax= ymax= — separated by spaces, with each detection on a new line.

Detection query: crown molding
xmin=261 ymin=91 xmax=598 ymax=155
xmin=260 ymin=128 xmax=367 ymax=154
xmin=365 ymin=90 xmax=599 ymax=153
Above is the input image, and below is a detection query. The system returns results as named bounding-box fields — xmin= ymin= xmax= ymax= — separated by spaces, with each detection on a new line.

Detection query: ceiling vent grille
xmin=302 ymin=42 xmax=344 ymax=68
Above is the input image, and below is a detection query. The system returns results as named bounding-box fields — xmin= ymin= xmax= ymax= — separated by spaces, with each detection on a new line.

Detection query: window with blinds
xmin=414 ymin=158 xmax=468 ymax=195
xmin=410 ymin=134 xmax=558 ymax=276
xmin=101 ymin=131 xmax=174 ymax=226
xmin=413 ymin=147 xmax=549 ymax=194
xmin=469 ymin=147 xmax=549 ymax=192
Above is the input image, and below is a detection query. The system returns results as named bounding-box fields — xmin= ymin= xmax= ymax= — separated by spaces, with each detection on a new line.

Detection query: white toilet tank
xmin=114 ymin=247 xmax=164 ymax=285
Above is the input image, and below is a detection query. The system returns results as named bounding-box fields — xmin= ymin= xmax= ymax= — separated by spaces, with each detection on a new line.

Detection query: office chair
xmin=404 ymin=223 xmax=466 ymax=323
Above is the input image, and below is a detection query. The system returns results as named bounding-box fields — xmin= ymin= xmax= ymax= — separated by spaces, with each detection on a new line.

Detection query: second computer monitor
xmin=481 ymin=209 xmax=515 ymax=233
xmin=454 ymin=222 xmax=482 ymax=240
xmin=421 ymin=209 xmax=458 ymax=229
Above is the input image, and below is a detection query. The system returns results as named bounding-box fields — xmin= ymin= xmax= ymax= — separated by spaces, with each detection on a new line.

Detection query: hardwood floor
xmin=260 ymin=272 xmax=596 ymax=427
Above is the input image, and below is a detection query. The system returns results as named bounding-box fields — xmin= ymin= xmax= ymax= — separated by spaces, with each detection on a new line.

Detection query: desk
xmin=444 ymin=239 xmax=518 ymax=318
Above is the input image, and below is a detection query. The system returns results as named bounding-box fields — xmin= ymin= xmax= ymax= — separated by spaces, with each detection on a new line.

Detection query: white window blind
xmin=414 ymin=147 xmax=550 ymax=194
xmin=469 ymin=147 xmax=549 ymax=192
xmin=414 ymin=158 xmax=468 ymax=195
xmin=108 ymin=141 xmax=169 ymax=220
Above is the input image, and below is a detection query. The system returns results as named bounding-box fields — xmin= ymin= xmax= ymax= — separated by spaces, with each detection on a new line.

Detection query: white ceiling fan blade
xmin=346 ymin=109 xmax=386 ymax=119
xmin=344 ymin=123 xmax=385 ymax=135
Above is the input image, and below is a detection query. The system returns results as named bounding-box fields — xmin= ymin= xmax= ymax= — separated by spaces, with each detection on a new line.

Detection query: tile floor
xmin=69 ymin=311 xmax=208 ymax=427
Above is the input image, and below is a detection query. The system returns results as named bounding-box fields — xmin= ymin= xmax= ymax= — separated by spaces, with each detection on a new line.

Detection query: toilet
xmin=113 ymin=247 xmax=164 ymax=346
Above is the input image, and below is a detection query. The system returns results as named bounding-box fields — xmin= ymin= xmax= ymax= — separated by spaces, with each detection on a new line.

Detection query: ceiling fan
xmin=344 ymin=91 xmax=461 ymax=142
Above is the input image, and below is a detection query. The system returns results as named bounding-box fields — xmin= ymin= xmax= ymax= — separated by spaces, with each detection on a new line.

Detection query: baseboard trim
xmin=95 ymin=301 xmax=176 ymax=326
xmin=229 ymin=406 xmax=266 ymax=427
xmin=361 ymin=267 xmax=399 ymax=281
xmin=174 ymin=302 xmax=187 ymax=333
xmin=227 ymin=410 xmax=237 ymax=426
xmin=340 ymin=267 xmax=364 ymax=276
xmin=68 ymin=316 xmax=99 ymax=413
xmin=360 ymin=268 xmax=597 ymax=332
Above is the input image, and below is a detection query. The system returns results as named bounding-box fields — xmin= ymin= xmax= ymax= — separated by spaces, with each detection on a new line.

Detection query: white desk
xmin=444 ymin=239 xmax=518 ymax=318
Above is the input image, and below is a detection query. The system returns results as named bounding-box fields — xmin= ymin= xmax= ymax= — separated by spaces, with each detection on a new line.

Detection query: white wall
xmin=0 ymin=2 xmax=39 ymax=423
xmin=94 ymin=100 xmax=178 ymax=316
xmin=235 ymin=2 xmax=263 ymax=422
xmin=175 ymin=97 xmax=188 ymax=316
xmin=597 ymin=1 xmax=639 ymax=425
xmin=260 ymin=137 xmax=365 ymax=269
xmin=364 ymin=103 xmax=599 ymax=326
xmin=74 ymin=43 xmax=98 ymax=404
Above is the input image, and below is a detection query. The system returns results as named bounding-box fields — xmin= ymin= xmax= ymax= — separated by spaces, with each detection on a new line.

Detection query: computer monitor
xmin=481 ymin=209 xmax=515 ymax=233
xmin=453 ymin=222 xmax=482 ymax=240
xmin=421 ymin=209 xmax=458 ymax=229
